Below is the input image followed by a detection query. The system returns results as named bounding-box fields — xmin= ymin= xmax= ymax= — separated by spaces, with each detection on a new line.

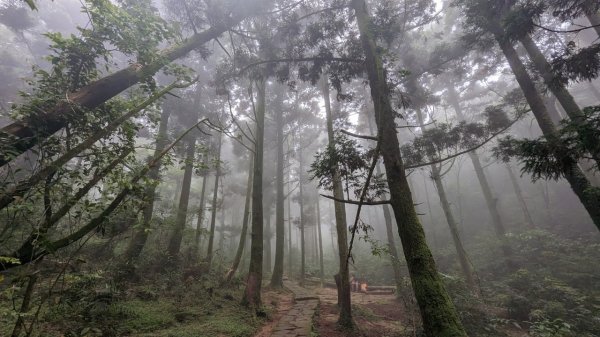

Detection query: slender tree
xmin=167 ymin=133 xmax=197 ymax=257
xmin=205 ymin=132 xmax=223 ymax=269
xmin=242 ymin=77 xmax=266 ymax=308
xmin=320 ymin=75 xmax=352 ymax=327
xmin=350 ymin=1 xmax=467 ymax=335
xmin=270 ymin=92 xmax=286 ymax=287
xmin=226 ymin=156 xmax=253 ymax=282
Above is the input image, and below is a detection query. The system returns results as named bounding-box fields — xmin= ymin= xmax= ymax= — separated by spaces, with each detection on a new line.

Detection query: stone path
xmin=270 ymin=281 xmax=319 ymax=337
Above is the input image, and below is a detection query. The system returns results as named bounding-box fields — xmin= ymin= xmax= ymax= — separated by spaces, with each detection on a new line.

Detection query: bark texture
xmin=351 ymin=1 xmax=467 ymax=335
xmin=321 ymin=75 xmax=352 ymax=327
xmin=242 ymin=78 xmax=266 ymax=308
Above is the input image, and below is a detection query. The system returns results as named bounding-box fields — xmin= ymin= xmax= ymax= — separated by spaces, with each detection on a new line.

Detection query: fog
xmin=1 ymin=0 xmax=599 ymax=336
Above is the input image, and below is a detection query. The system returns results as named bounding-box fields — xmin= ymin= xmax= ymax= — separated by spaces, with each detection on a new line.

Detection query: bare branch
xmin=320 ymin=194 xmax=390 ymax=205
xmin=340 ymin=129 xmax=377 ymax=140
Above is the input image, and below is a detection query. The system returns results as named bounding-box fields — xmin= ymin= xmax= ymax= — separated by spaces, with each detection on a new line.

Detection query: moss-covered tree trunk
xmin=270 ymin=102 xmax=285 ymax=287
xmin=124 ymin=107 xmax=171 ymax=262
xmin=242 ymin=77 xmax=266 ymax=308
xmin=167 ymin=134 xmax=197 ymax=257
xmin=321 ymin=75 xmax=352 ymax=327
xmin=0 ymin=1 xmax=269 ymax=166
xmin=495 ymin=29 xmax=600 ymax=231
xmin=226 ymin=156 xmax=253 ymax=282
xmin=351 ymin=1 xmax=467 ymax=335
xmin=205 ymin=133 xmax=222 ymax=269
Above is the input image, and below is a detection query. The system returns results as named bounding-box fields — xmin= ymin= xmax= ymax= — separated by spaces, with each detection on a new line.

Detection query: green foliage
xmin=310 ymin=133 xmax=387 ymax=201
xmin=495 ymin=105 xmax=600 ymax=181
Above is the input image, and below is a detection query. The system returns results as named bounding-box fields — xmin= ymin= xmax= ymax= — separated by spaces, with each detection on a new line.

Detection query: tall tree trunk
xmin=446 ymin=85 xmax=515 ymax=267
xmin=520 ymin=34 xmax=600 ymax=168
xmin=192 ymin=172 xmax=208 ymax=259
xmin=124 ymin=107 xmax=171 ymax=262
xmin=219 ymin=196 xmax=226 ymax=255
xmin=505 ymin=162 xmax=535 ymax=228
xmin=351 ymin=1 xmax=466 ymax=335
xmin=321 ymin=75 xmax=352 ymax=327
xmin=226 ymin=156 xmax=253 ymax=282
xmin=242 ymin=77 xmax=266 ymax=308
xmin=414 ymin=107 xmax=477 ymax=292
xmin=431 ymin=166 xmax=477 ymax=292
xmin=298 ymin=149 xmax=306 ymax=284
xmin=0 ymin=1 xmax=268 ymax=166
xmin=271 ymin=103 xmax=285 ymax=287
xmin=167 ymin=135 xmax=196 ymax=257
xmin=495 ymin=30 xmax=600 ymax=231
xmin=586 ymin=11 xmax=600 ymax=37
xmin=205 ymin=133 xmax=222 ymax=269
xmin=287 ymin=166 xmax=293 ymax=276
xmin=264 ymin=210 xmax=272 ymax=272
xmin=316 ymin=198 xmax=325 ymax=285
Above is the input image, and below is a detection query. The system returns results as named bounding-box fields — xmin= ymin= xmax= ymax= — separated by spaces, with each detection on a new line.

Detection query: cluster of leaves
xmin=551 ymin=42 xmax=600 ymax=86
xmin=494 ymin=105 xmax=600 ymax=181
xmin=309 ymin=133 xmax=387 ymax=202
xmin=401 ymin=105 xmax=512 ymax=168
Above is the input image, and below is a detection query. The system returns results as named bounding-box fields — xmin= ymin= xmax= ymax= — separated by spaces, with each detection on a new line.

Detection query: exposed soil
xmin=253 ymin=287 xmax=294 ymax=337
xmin=314 ymin=287 xmax=414 ymax=337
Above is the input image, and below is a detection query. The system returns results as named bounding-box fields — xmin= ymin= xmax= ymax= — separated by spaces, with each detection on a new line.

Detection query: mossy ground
xmin=0 ymin=272 xmax=267 ymax=337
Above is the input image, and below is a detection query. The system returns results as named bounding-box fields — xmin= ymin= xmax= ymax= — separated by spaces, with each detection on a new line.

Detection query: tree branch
xmin=405 ymin=118 xmax=520 ymax=169
xmin=340 ymin=129 xmax=377 ymax=140
xmin=533 ymin=22 xmax=600 ymax=33
xmin=236 ymin=57 xmax=363 ymax=77
xmin=320 ymin=194 xmax=390 ymax=205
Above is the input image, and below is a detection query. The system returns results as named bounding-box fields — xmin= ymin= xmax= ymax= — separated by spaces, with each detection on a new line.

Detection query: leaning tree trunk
xmin=12 ymin=149 xmax=131 ymax=263
xmin=586 ymin=11 xmax=600 ymax=38
xmin=446 ymin=85 xmax=515 ymax=268
xmin=520 ymin=34 xmax=600 ymax=168
xmin=494 ymin=28 xmax=600 ymax=231
xmin=167 ymin=134 xmax=197 ymax=257
xmin=431 ymin=166 xmax=478 ymax=292
xmin=414 ymin=107 xmax=478 ymax=293
xmin=270 ymin=103 xmax=286 ymax=287
xmin=242 ymin=77 xmax=266 ymax=309
xmin=205 ymin=133 xmax=223 ymax=269
xmin=0 ymin=1 xmax=269 ymax=167
xmin=321 ymin=75 xmax=352 ymax=327
xmin=351 ymin=1 xmax=467 ymax=335
xmin=505 ymin=162 xmax=535 ymax=228
xmin=226 ymin=156 xmax=253 ymax=282
xmin=2 ymin=121 xmax=204 ymax=270
xmin=124 ymin=106 xmax=172 ymax=262
xmin=0 ymin=83 xmax=180 ymax=211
